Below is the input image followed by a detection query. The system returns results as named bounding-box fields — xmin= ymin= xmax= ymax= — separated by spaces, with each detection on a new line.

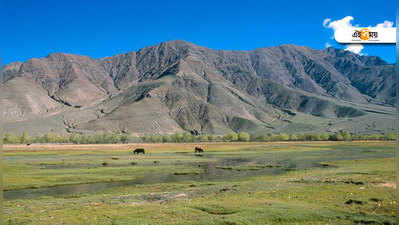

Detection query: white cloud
xmin=375 ymin=20 xmax=394 ymax=28
xmin=323 ymin=18 xmax=331 ymax=28
xmin=326 ymin=16 xmax=354 ymax=31
xmin=325 ymin=42 xmax=332 ymax=48
xmin=323 ymin=16 xmax=394 ymax=55
xmin=344 ymin=44 xmax=364 ymax=55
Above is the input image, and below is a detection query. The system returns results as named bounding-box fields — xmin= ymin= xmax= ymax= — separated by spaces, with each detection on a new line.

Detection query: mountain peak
xmin=1 ymin=42 xmax=396 ymax=135
xmin=142 ymin=40 xmax=201 ymax=51
xmin=46 ymin=52 xmax=93 ymax=62
xmin=322 ymin=47 xmax=388 ymax=66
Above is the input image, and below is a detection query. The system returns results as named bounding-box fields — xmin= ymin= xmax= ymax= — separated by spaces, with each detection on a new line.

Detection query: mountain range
xmin=1 ymin=40 xmax=397 ymax=135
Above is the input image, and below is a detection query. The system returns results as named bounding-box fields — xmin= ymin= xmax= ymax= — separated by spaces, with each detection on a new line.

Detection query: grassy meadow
xmin=2 ymin=142 xmax=398 ymax=224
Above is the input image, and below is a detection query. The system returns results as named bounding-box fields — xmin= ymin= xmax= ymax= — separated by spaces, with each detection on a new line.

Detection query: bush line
xmin=2 ymin=131 xmax=396 ymax=144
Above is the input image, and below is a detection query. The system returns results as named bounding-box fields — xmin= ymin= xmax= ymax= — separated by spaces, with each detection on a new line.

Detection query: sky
xmin=0 ymin=0 xmax=396 ymax=65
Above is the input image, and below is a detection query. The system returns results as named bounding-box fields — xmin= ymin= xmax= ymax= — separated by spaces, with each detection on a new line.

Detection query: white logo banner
xmin=335 ymin=27 xmax=395 ymax=44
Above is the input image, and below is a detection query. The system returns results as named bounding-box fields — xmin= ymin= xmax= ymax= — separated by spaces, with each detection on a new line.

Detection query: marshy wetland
xmin=3 ymin=142 xmax=398 ymax=224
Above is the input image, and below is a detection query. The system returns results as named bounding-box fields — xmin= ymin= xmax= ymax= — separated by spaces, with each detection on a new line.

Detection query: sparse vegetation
xmin=3 ymin=142 xmax=397 ymax=224
xmin=3 ymin=131 xmax=396 ymax=144
xmin=3 ymin=132 xmax=134 ymax=144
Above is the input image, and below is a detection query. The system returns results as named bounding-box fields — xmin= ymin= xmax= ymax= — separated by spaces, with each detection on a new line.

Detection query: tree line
xmin=142 ymin=131 xmax=396 ymax=143
xmin=3 ymin=132 xmax=132 ymax=144
xmin=2 ymin=131 xmax=396 ymax=144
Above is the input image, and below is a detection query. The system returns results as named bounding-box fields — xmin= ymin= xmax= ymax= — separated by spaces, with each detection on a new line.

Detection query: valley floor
xmin=3 ymin=142 xmax=398 ymax=224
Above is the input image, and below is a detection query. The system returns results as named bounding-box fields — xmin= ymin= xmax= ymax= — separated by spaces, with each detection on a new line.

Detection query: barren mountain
xmin=1 ymin=40 xmax=397 ymax=135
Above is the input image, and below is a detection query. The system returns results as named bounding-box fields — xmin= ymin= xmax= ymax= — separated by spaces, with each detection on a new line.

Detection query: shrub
xmin=320 ymin=133 xmax=329 ymax=141
xmin=330 ymin=133 xmax=344 ymax=141
xmin=162 ymin=135 xmax=172 ymax=143
xmin=120 ymin=134 xmax=130 ymax=143
xmin=296 ymin=133 xmax=306 ymax=141
xmin=182 ymin=133 xmax=193 ymax=142
xmin=238 ymin=132 xmax=250 ymax=142
xmin=207 ymin=134 xmax=216 ymax=142
xmin=289 ymin=134 xmax=298 ymax=141
xmin=224 ymin=132 xmax=238 ymax=142
xmin=279 ymin=133 xmax=289 ymax=141
xmin=198 ymin=134 xmax=208 ymax=142
xmin=20 ymin=132 xmax=32 ymax=144
xmin=341 ymin=131 xmax=352 ymax=141
xmin=4 ymin=132 xmax=19 ymax=144
xmin=254 ymin=134 xmax=269 ymax=142
xmin=383 ymin=133 xmax=396 ymax=141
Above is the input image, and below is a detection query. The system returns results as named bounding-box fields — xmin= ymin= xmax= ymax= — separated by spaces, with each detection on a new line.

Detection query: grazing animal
xmin=133 ymin=148 xmax=145 ymax=155
xmin=195 ymin=147 xmax=204 ymax=153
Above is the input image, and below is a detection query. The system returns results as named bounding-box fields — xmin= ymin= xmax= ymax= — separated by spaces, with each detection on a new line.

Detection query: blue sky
xmin=0 ymin=0 xmax=396 ymax=65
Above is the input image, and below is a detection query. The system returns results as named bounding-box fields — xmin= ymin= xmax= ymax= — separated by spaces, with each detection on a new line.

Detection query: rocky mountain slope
xmin=1 ymin=40 xmax=397 ymax=135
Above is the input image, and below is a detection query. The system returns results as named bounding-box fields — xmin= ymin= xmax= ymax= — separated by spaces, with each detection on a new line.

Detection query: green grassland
xmin=3 ymin=142 xmax=398 ymax=225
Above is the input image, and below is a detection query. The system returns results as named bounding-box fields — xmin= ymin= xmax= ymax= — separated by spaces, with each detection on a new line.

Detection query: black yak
xmin=194 ymin=147 xmax=204 ymax=153
xmin=133 ymin=148 xmax=145 ymax=155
